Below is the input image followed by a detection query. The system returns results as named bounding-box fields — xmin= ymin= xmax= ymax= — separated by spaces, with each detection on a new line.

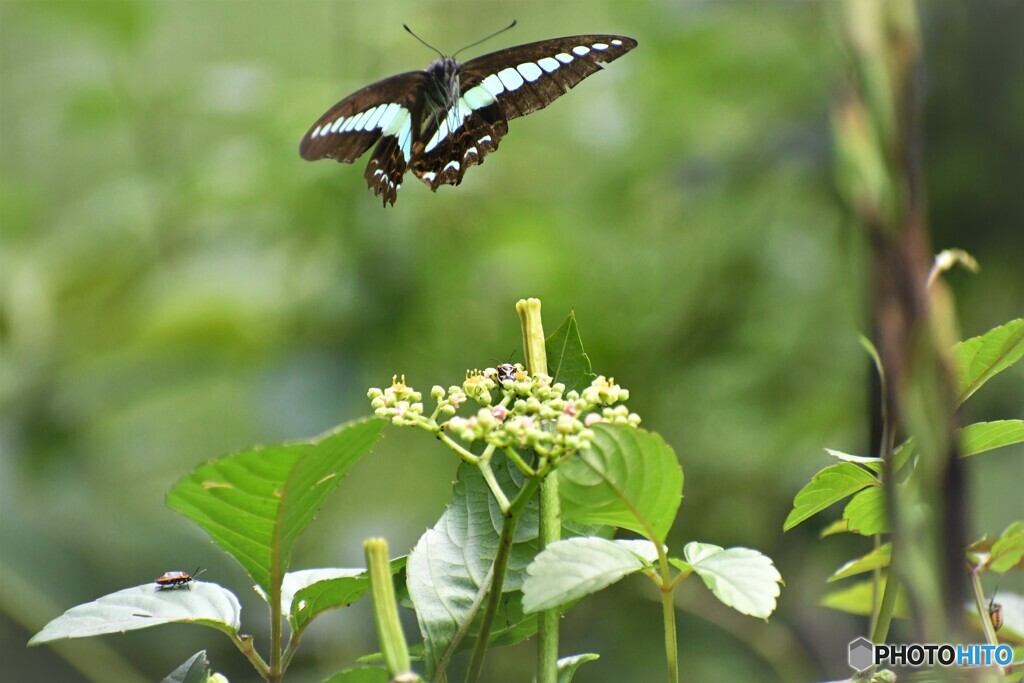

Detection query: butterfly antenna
xmin=452 ymin=19 xmax=517 ymax=58
xmin=403 ymin=24 xmax=445 ymax=59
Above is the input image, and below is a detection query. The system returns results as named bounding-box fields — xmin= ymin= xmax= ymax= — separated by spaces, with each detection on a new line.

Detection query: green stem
xmin=228 ymin=632 xmax=270 ymax=680
xmin=868 ymin=533 xmax=882 ymax=637
xmin=515 ymin=297 xmax=561 ymax=683
xmin=503 ymin=446 xmax=536 ymax=477
xmin=537 ymin=471 xmax=561 ymax=683
xmin=437 ymin=432 xmax=481 ymax=464
xmin=269 ymin=581 xmax=283 ymax=682
xmin=479 ymin=460 xmax=511 ymax=513
xmin=872 ymin=552 xmax=900 ymax=644
xmin=365 ymin=538 xmax=413 ymax=677
xmin=968 ymin=568 xmax=999 ymax=646
xmin=465 ymin=475 xmax=541 ymax=683
xmin=661 ymin=585 xmax=679 ymax=683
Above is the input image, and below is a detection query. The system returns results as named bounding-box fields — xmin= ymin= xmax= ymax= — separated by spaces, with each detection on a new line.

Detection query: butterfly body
xmin=301 ymin=34 xmax=637 ymax=205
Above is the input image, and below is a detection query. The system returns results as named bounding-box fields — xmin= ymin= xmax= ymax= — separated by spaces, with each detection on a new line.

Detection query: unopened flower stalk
xmin=364 ymin=538 xmax=413 ymax=678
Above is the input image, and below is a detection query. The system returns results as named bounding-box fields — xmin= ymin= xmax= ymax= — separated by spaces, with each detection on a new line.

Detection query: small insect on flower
xmin=155 ymin=567 xmax=206 ymax=591
xmin=989 ymin=593 xmax=1003 ymax=632
xmin=495 ymin=363 xmax=519 ymax=383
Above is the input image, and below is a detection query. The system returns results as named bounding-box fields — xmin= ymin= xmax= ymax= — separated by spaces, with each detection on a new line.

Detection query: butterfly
xmin=299 ymin=26 xmax=637 ymax=206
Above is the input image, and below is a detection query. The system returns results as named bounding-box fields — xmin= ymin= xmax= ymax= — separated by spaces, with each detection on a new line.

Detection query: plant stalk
xmin=269 ymin=579 xmax=283 ymax=683
xmin=968 ymin=568 xmax=999 ymax=646
xmin=515 ymin=297 xmax=561 ymax=683
xmin=661 ymin=584 xmax=679 ymax=683
xmin=365 ymin=538 xmax=413 ymax=677
xmin=465 ymin=475 xmax=541 ymax=682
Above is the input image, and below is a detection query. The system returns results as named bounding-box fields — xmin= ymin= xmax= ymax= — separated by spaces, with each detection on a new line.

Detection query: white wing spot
xmin=555 ymin=53 xmax=574 ymax=64
xmin=538 ymin=57 xmax=560 ymax=73
xmin=381 ymin=107 xmax=408 ymax=136
xmin=376 ymin=103 xmax=401 ymax=132
xmin=425 ymin=118 xmax=451 ymax=154
xmin=444 ymin=160 xmax=460 ymax=172
xmin=330 ymin=117 xmax=346 ymax=133
xmin=478 ymin=135 xmax=493 ymax=145
xmin=592 ymin=43 xmax=609 ymax=51
xmin=497 ymin=67 xmax=525 ymax=91
xmin=572 ymin=46 xmax=591 ymax=56
xmin=311 ymin=125 xmax=322 ymax=137
xmin=373 ymin=169 xmax=383 ymax=177
xmin=422 ymin=172 xmax=436 ymax=183
xmin=342 ymin=116 xmax=359 ymax=132
xmin=611 ymin=39 xmax=623 ymax=46
xmin=364 ymin=105 xmax=388 ymax=131
xmin=516 ymin=62 xmax=543 ymax=82
xmin=464 ymin=85 xmax=497 ymax=110
xmin=464 ymin=146 xmax=478 ymax=158
xmin=481 ymin=74 xmax=505 ymax=97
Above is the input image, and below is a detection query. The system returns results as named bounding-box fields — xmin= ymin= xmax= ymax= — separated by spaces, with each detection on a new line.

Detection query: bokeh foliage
xmin=1 ymin=1 xmax=1021 ymax=681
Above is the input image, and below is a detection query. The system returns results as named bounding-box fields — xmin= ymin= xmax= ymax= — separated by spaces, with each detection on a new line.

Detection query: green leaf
xmin=953 ymin=318 xmax=1024 ymax=405
xmin=280 ymin=560 xmax=405 ymax=634
xmin=322 ymin=667 xmax=390 ymax=683
xmin=166 ymin=418 xmax=385 ymax=593
xmin=820 ymin=519 xmax=850 ymax=537
xmin=545 ymin=310 xmax=596 ymax=394
xmin=828 ymin=543 xmax=891 ymax=582
xmin=522 ymin=537 xmax=647 ymax=613
xmin=990 ymin=521 xmax=1024 ymax=573
xmin=559 ymin=425 xmax=682 ymax=541
xmin=825 ymin=448 xmax=884 ymax=472
xmin=160 ymin=651 xmax=209 ymax=683
xmin=406 ymin=454 xmax=559 ymax=676
xmin=680 ymin=542 xmax=782 ymax=619
xmin=959 ymin=420 xmax=1024 ymax=458
xmin=783 ymin=463 xmax=878 ymax=531
xmin=557 ymin=653 xmax=600 ymax=683
xmin=843 ymin=486 xmax=888 ymax=535
xmin=29 ymin=581 xmax=241 ymax=645
xmin=821 ymin=576 xmax=908 ymax=618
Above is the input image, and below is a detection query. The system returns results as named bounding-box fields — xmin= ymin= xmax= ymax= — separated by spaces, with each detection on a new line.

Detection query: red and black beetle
xmin=155 ymin=567 xmax=205 ymax=591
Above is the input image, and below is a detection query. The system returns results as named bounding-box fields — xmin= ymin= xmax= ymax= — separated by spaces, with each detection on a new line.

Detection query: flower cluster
xmin=368 ymin=367 xmax=640 ymax=461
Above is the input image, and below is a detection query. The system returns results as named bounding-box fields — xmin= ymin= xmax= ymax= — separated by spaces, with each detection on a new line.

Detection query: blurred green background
xmin=2 ymin=1 xmax=1021 ymax=681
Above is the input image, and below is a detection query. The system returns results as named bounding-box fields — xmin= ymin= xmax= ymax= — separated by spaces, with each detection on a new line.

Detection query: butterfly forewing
xmin=459 ymin=35 xmax=637 ymax=120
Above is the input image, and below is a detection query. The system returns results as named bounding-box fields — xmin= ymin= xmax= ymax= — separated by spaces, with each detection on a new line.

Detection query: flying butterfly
xmin=300 ymin=22 xmax=638 ymax=205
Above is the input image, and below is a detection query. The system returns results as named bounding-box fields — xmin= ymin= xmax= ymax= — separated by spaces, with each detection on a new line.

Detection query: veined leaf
xmin=29 ymin=582 xmax=240 ymax=645
xmin=821 ymin=576 xmax=908 ymax=618
xmin=559 ymin=425 xmax=682 ymax=542
xmin=990 ymin=521 xmax=1024 ymax=573
xmin=953 ymin=319 xmax=1024 ymax=405
xmin=784 ymin=463 xmax=878 ymax=531
xmin=407 ymin=454 xmax=600 ymax=676
xmin=166 ymin=418 xmax=385 ymax=593
xmin=522 ymin=537 xmax=647 ymax=613
xmin=678 ymin=542 xmax=782 ymax=619
xmin=545 ymin=310 xmax=596 ymax=394
xmin=829 ymin=543 xmax=892 ymax=582
xmin=843 ymin=486 xmax=888 ymax=535
xmin=959 ymin=420 xmax=1024 ymax=458
xmin=161 ymin=651 xmax=209 ymax=683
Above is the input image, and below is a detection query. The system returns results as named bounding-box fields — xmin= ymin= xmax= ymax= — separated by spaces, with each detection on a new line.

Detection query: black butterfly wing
xmin=300 ymin=71 xmax=428 ymax=205
xmin=409 ymin=35 xmax=636 ymax=190
xmin=459 ymin=35 xmax=637 ymax=119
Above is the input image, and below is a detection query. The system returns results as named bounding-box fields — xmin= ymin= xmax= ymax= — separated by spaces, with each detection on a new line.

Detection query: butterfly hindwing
xmin=459 ymin=35 xmax=637 ymax=120
xmin=410 ymin=96 xmax=508 ymax=190
xmin=301 ymin=72 xmax=428 ymax=205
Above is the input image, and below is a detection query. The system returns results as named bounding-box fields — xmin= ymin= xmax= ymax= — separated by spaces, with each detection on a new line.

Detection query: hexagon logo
xmin=848 ymin=637 xmax=874 ymax=671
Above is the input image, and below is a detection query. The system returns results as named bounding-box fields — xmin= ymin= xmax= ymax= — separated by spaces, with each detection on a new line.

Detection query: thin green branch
xmin=478 ymin=460 xmax=511 ymax=513
xmin=228 ymin=632 xmax=270 ymax=680
xmin=969 ymin=567 xmax=999 ymax=646
xmin=464 ymin=475 xmax=541 ymax=683
xmin=437 ymin=432 xmax=481 ymax=464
